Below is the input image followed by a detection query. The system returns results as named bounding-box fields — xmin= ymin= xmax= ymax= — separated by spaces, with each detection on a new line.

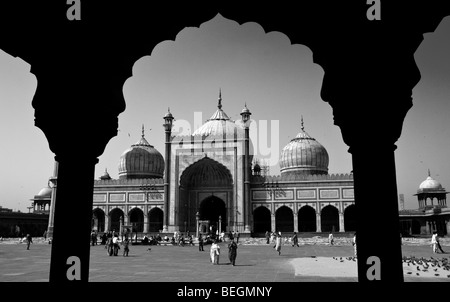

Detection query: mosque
xmin=25 ymin=93 xmax=449 ymax=238
xmin=88 ymin=92 xmax=356 ymax=237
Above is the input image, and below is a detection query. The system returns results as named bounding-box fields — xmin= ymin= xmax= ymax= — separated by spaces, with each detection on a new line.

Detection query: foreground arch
xmin=1 ymin=2 xmax=449 ymax=283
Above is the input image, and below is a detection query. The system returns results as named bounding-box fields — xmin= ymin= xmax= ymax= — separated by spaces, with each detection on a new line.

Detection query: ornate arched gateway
xmin=179 ymin=157 xmax=233 ymax=233
xmin=2 ymin=2 xmax=448 ymax=282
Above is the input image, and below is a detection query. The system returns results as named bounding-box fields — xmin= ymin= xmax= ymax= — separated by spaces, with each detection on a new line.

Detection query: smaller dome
xmin=164 ymin=108 xmax=173 ymax=119
xmin=241 ymin=103 xmax=250 ymax=115
xmin=419 ymin=176 xmax=442 ymax=190
xmin=100 ymin=168 xmax=112 ymax=180
xmin=118 ymin=128 xmax=164 ymax=179
xmin=37 ymin=186 xmax=52 ymax=198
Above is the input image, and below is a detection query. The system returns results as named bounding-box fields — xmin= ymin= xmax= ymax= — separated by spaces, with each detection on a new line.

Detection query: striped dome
xmin=280 ymin=119 xmax=329 ymax=176
xmin=118 ymin=130 xmax=164 ymax=179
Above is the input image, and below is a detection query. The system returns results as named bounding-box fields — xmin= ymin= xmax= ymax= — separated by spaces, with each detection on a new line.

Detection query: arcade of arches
xmin=253 ymin=204 xmax=356 ymax=234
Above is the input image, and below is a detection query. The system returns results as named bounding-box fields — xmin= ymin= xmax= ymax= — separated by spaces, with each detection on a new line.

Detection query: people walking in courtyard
xmin=112 ymin=233 xmax=120 ymax=256
xmin=228 ymin=238 xmax=238 ymax=266
xmin=436 ymin=233 xmax=446 ymax=253
xmin=265 ymin=231 xmax=270 ymax=244
xmin=431 ymin=232 xmax=445 ymax=253
xmin=275 ymin=232 xmax=282 ymax=255
xmin=25 ymin=234 xmax=32 ymax=250
xmin=210 ymin=240 xmax=220 ymax=264
xmin=122 ymin=238 xmax=130 ymax=257
xmin=91 ymin=230 xmax=97 ymax=246
xmin=291 ymin=232 xmax=299 ymax=247
xmin=431 ymin=232 xmax=438 ymax=253
xmin=352 ymin=233 xmax=357 ymax=257
xmin=198 ymin=235 xmax=204 ymax=251
xmin=328 ymin=232 xmax=334 ymax=245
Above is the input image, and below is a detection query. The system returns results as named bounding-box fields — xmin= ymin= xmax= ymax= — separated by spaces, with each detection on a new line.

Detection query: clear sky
xmin=0 ymin=14 xmax=449 ymax=212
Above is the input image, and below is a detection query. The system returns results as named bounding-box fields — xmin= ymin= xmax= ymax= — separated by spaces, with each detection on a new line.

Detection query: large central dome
xmin=192 ymin=91 xmax=244 ymax=137
xmin=118 ymin=127 xmax=164 ymax=179
xmin=279 ymin=118 xmax=329 ymax=176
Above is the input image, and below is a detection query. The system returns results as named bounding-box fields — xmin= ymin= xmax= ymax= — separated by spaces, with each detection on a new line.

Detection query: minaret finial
xmin=142 ymin=124 xmax=145 ymax=137
xmin=218 ymin=89 xmax=222 ymax=109
xmin=428 ymin=169 xmax=431 ymax=177
xmin=168 ymin=107 xmax=171 ymax=113
xmin=301 ymin=115 xmax=305 ymax=131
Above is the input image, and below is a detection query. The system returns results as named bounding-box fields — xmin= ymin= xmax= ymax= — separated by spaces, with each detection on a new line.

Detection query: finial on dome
xmin=218 ymin=89 xmax=222 ymax=109
xmin=142 ymin=124 xmax=145 ymax=138
xmin=301 ymin=115 xmax=305 ymax=131
xmin=428 ymin=169 xmax=431 ymax=177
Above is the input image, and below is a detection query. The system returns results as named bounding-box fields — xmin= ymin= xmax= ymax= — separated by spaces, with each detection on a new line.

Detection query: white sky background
xmin=0 ymin=15 xmax=449 ymax=212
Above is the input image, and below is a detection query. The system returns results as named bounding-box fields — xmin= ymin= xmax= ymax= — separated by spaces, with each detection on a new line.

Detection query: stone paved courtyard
xmin=1 ymin=236 xmax=449 ymax=283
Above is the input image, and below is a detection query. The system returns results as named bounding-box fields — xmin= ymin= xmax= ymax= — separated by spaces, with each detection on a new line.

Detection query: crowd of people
xmin=81 ymin=229 xmax=447 ymax=263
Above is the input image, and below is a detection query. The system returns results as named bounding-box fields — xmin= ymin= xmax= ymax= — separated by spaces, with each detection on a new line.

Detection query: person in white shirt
xmin=328 ymin=233 xmax=334 ymax=245
xmin=210 ymin=240 xmax=220 ymax=264
xmin=431 ymin=232 xmax=438 ymax=253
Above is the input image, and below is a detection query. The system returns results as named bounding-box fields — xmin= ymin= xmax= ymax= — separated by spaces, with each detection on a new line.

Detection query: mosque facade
xmin=89 ymin=93 xmax=356 ymax=237
xmin=28 ymin=93 xmax=449 ymax=238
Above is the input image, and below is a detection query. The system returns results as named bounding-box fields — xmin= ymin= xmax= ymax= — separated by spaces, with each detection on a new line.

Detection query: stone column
xmin=30 ymin=51 xmax=127 ymax=282
xmin=339 ymin=212 xmax=345 ymax=233
xmin=271 ymin=213 xmax=276 ymax=233
xmin=163 ymin=109 xmax=174 ymax=233
xmin=123 ymin=214 xmax=129 ymax=232
xmin=293 ymin=212 xmax=299 ymax=233
xmin=104 ymin=214 xmax=110 ymax=233
xmin=46 ymin=161 xmax=58 ymax=239
xmin=312 ymin=20 xmax=436 ymax=280
xmin=143 ymin=214 xmax=149 ymax=234
xmin=316 ymin=213 xmax=321 ymax=233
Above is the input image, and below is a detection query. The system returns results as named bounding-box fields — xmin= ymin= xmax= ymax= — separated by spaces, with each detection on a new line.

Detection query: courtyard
xmin=1 ymin=236 xmax=449 ymax=283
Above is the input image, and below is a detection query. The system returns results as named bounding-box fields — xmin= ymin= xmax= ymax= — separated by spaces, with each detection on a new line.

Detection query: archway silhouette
xmin=3 ymin=2 xmax=447 ymax=283
xmin=148 ymin=207 xmax=163 ymax=233
xmin=275 ymin=206 xmax=294 ymax=233
xmin=199 ymin=196 xmax=227 ymax=234
xmin=109 ymin=208 xmax=124 ymax=234
xmin=129 ymin=208 xmax=144 ymax=232
xmin=92 ymin=208 xmax=105 ymax=232
xmin=321 ymin=205 xmax=339 ymax=233
xmin=344 ymin=204 xmax=357 ymax=232
xmin=253 ymin=206 xmax=271 ymax=233
xmin=298 ymin=205 xmax=316 ymax=232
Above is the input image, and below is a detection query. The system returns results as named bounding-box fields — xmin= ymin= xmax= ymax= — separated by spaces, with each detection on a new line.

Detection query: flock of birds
xmin=331 ymin=255 xmax=450 ymax=278
xmin=402 ymin=256 xmax=450 ymax=277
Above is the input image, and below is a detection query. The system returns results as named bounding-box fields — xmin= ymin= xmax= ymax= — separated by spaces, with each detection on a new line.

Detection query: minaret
xmin=240 ymin=103 xmax=252 ymax=233
xmin=46 ymin=161 xmax=59 ymax=240
xmin=163 ymin=108 xmax=174 ymax=233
